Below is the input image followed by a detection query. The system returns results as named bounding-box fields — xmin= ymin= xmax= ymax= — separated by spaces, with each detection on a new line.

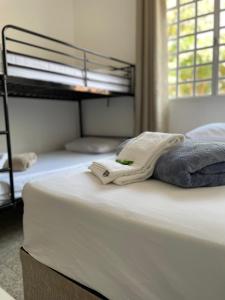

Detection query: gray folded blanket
xmin=153 ymin=140 xmax=225 ymax=188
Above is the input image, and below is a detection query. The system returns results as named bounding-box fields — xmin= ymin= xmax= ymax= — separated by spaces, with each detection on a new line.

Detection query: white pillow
xmin=65 ymin=137 xmax=123 ymax=154
xmin=186 ymin=123 xmax=225 ymax=142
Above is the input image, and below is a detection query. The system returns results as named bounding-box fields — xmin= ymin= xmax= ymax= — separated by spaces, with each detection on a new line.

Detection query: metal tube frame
xmin=0 ymin=24 xmax=135 ymax=208
xmin=1 ymin=28 xmax=15 ymax=208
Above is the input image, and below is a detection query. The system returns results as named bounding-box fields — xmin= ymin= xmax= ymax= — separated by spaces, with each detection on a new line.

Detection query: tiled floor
xmin=0 ymin=206 xmax=24 ymax=300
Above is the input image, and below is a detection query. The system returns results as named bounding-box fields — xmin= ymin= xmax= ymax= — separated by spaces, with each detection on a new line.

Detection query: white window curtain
xmin=135 ymin=0 xmax=169 ymax=134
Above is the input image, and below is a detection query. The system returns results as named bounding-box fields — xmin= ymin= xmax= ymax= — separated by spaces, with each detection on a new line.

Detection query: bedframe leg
xmin=78 ymin=100 xmax=84 ymax=137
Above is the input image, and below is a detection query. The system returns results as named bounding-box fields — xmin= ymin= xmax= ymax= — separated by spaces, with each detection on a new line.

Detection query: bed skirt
xmin=20 ymin=248 xmax=106 ymax=300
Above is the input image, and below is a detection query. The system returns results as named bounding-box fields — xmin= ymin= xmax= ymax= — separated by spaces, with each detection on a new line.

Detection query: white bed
xmin=23 ymin=169 xmax=225 ymax=300
xmin=0 ymin=151 xmax=114 ymax=205
xmin=0 ymin=51 xmax=130 ymax=93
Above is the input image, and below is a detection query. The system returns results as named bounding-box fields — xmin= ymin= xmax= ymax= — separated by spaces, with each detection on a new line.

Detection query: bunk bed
xmin=0 ymin=24 xmax=135 ymax=209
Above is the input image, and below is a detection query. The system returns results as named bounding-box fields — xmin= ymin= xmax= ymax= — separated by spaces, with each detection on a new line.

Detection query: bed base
xmin=20 ymin=248 xmax=107 ymax=300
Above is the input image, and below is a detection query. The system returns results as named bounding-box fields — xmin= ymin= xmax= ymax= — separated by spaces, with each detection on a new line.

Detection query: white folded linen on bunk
xmin=4 ymin=152 xmax=38 ymax=172
xmin=0 ymin=153 xmax=7 ymax=169
xmin=89 ymin=132 xmax=184 ymax=185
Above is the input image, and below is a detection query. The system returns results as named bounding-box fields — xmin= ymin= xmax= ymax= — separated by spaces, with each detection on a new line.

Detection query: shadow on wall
xmin=82 ymin=97 xmax=134 ymax=137
xmin=0 ymin=96 xmax=134 ymax=154
xmin=0 ymin=98 xmax=79 ymax=154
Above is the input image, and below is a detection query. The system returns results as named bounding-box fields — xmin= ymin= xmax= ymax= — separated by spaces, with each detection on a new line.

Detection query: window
xmin=167 ymin=0 xmax=225 ymax=99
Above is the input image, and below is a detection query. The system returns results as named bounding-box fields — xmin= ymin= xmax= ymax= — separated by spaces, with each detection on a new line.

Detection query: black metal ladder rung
xmin=0 ymin=168 xmax=11 ymax=173
xmin=0 ymin=130 xmax=8 ymax=135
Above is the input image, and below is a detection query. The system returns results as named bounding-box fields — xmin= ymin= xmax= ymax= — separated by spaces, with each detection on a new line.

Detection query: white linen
xmin=3 ymin=152 xmax=38 ymax=171
xmin=0 ymin=153 xmax=7 ymax=169
xmin=0 ymin=151 xmax=114 ymax=205
xmin=90 ymin=132 xmax=184 ymax=185
xmin=65 ymin=137 xmax=122 ymax=153
xmin=23 ymin=170 xmax=225 ymax=300
xmin=0 ymin=52 xmax=130 ymax=93
xmin=0 ymin=287 xmax=14 ymax=300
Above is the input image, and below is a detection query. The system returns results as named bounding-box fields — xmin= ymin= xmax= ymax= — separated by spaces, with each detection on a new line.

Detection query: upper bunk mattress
xmin=23 ymin=170 xmax=225 ymax=300
xmin=0 ymin=52 xmax=130 ymax=93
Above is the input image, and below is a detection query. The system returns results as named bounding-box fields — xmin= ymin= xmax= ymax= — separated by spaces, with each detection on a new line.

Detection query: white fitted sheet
xmin=0 ymin=151 xmax=114 ymax=205
xmin=23 ymin=170 xmax=225 ymax=300
xmin=0 ymin=52 xmax=130 ymax=93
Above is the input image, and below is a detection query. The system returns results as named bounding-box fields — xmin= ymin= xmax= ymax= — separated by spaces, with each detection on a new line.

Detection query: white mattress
xmin=0 ymin=52 xmax=130 ymax=93
xmin=23 ymin=170 xmax=225 ymax=300
xmin=0 ymin=151 xmax=113 ymax=205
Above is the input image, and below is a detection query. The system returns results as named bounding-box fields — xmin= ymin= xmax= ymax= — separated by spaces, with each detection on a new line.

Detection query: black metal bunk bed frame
xmin=0 ymin=24 xmax=135 ymax=210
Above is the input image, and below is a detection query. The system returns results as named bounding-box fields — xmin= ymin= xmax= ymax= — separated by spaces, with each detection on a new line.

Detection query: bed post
xmin=1 ymin=26 xmax=15 ymax=206
xmin=78 ymin=100 xmax=84 ymax=137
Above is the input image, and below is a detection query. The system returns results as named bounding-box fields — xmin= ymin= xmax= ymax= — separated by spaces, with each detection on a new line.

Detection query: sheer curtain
xmin=135 ymin=0 xmax=168 ymax=134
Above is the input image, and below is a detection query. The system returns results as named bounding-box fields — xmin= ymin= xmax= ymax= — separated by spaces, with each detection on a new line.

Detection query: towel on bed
xmin=0 ymin=153 xmax=7 ymax=169
xmin=89 ymin=132 xmax=184 ymax=185
xmin=153 ymin=140 xmax=225 ymax=188
xmin=4 ymin=152 xmax=38 ymax=172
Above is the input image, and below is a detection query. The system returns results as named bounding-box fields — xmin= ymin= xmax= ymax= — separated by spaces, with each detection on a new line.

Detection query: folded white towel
xmin=3 ymin=152 xmax=38 ymax=171
xmin=89 ymin=132 xmax=184 ymax=185
xmin=0 ymin=153 xmax=7 ymax=169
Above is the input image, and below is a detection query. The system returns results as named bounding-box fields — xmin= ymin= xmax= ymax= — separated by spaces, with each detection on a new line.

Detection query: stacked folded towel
xmin=89 ymin=132 xmax=184 ymax=185
xmin=153 ymin=140 xmax=225 ymax=188
xmin=4 ymin=152 xmax=38 ymax=172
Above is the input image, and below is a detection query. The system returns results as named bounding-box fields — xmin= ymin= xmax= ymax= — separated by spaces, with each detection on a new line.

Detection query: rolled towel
xmin=4 ymin=152 xmax=38 ymax=172
xmin=89 ymin=132 xmax=184 ymax=185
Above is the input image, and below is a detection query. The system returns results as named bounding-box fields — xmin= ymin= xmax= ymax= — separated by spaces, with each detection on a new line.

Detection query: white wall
xmin=169 ymin=97 xmax=225 ymax=133
xmin=0 ymin=0 xmax=75 ymax=43
xmin=73 ymin=0 xmax=224 ymax=136
xmin=73 ymin=0 xmax=136 ymax=137
xmin=82 ymin=97 xmax=134 ymax=137
xmin=2 ymin=0 xmax=223 ymax=148
xmin=73 ymin=0 xmax=136 ymax=63
xmin=0 ymin=99 xmax=79 ymax=154
xmin=0 ymin=0 xmax=136 ymax=154
xmin=0 ymin=0 xmax=78 ymax=153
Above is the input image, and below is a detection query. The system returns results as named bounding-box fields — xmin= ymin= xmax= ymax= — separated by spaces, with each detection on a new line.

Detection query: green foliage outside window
xmin=167 ymin=0 xmax=225 ymax=98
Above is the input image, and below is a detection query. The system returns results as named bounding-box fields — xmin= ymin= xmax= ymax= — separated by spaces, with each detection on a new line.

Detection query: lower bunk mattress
xmin=0 ymin=151 xmax=113 ymax=205
xmin=23 ymin=169 xmax=225 ymax=300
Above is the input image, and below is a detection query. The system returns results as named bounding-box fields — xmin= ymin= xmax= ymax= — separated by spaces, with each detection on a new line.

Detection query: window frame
xmin=167 ymin=0 xmax=225 ymax=99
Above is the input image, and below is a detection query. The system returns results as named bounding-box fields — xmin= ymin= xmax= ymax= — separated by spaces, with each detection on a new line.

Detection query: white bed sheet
xmin=0 ymin=52 xmax=130 ymax=93
xmin=0 ymin=151 xmax=113 ymax=205
xmin=23 ymin=170 xmax=225 ymax=300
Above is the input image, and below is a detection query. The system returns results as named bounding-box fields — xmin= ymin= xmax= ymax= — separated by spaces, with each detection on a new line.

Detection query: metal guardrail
xmin=2 ymin=25 xmax=135 ymax=93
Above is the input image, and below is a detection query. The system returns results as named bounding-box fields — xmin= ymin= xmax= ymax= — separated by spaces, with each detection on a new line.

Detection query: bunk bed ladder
xmin=0 ymin=75 xmax=15 ymax=206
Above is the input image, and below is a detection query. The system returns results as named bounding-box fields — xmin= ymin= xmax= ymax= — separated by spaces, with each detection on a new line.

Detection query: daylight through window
xmin=167 ymin=0 xmax=225 ymax=99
